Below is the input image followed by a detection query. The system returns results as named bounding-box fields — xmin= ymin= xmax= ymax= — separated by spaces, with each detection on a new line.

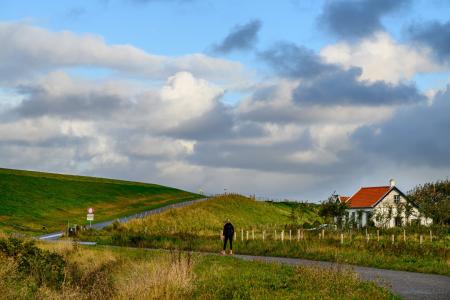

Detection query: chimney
xmin=389 ymin=178 xmax=396 ymax=187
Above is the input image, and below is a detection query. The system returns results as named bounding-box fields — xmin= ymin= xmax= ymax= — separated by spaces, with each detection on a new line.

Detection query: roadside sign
xmin=88 ymin=207 xmax=94 ymax=214
xmin=87 ymin=213 xmax=94 ymax=221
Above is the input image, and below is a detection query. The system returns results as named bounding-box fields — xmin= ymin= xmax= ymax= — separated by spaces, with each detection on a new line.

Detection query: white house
xmin=339 ymin=179 xmax=432 ymax=228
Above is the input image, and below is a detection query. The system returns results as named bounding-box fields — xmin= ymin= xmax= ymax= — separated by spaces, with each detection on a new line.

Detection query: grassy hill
xmin=0 ymin=168 xmax=202 ymax=234
xmin=118 ymin=194 xmax=321 ymax=235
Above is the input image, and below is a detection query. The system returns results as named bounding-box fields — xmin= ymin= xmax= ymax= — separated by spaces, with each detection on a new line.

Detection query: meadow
xmin=0 ymin=168 xmax=201 ymax=234
xmin=0 ymin=235 xmax=397 ymax=299
xmin=82 ymin=195 xmax=450 ymax=276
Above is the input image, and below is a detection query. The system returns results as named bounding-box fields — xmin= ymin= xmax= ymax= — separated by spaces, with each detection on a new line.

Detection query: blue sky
xmin=0 ymin=0 xmax=449 ymax=200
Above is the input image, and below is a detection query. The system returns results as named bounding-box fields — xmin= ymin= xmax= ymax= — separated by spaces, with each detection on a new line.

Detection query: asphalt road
xmin=38 ymin=197 xmax=210 ymax=240
xmin=235 ymin=254 xmax=450 ymax=300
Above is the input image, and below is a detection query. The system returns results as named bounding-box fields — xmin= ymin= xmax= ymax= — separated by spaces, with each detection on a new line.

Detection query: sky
xmin=0 ymin=0 xmax=449 ymax=201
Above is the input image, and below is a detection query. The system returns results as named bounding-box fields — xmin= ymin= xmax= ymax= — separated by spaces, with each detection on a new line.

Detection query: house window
xmin=394 ymin=195 xmax=400 ymax=204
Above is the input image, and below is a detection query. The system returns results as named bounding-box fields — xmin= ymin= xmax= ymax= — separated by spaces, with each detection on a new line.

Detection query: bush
xmin=0 ymin=237 xmax=66 ymax=288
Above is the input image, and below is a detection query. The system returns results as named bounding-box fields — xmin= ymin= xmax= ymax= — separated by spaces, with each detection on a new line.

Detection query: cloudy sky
xmin=1 ymin=0 xmax=449 ymax=201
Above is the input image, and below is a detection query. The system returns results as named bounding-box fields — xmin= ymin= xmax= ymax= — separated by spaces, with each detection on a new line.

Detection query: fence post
xmin=429 ymin=230 xmax=433 ymax=242
xmin=262 ymin=230 xmax=265 ymax=241
xmin=234 ymin=231 xmax=237 ymax=241
xmin=241 ymin=229 xmax=243 ymax=241
xmin=321 ymin=229 xmax=325 ymax=239
xmin=366 ymin=233 xmax=369 ymax=243
xmin=391 ymin=234 xmax=395 ymax=244
xmin=403 ymin=229 xmax=406 ymax=242
xmin=252 ymin=229 xmax=255 ymax=240
xmin=289 ymin=230 xmax=292 ymax=241
xmin=340 ymin=233 xmax=344 ymax=245
xmin=275 ymin=230 xmax=277 ymax=240
xmin=420 ymin=235 xmax=423 ymax=245
xmin=297 ymin=229 xmax=300 ymax=241
xmin=281 ymin=230 xmax=284 ymax=242
xmin=246 ymin=230 xmax=249 ymax=241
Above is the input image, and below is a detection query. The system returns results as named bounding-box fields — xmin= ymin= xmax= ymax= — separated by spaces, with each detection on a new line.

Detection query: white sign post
xmin=87 ymin=208 xmax=94 ymax=228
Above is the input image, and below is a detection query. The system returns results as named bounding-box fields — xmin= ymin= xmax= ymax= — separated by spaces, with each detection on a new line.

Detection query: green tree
xmin=408 ymin=179 xmax=450 ymax=225
xmin=319 ymin=193 xmax=348 ymax=226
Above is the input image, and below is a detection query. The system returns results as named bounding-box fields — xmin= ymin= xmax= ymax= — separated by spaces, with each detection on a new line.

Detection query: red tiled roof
xmin=347 ymin=186 xmax=391 ymax=208
xmin=338 ymin=196 xmax=350 ymax=203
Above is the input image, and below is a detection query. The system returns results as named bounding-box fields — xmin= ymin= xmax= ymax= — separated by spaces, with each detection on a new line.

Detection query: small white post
xmin=322 ymin=229 xmax=325 ymax=239
xmin=234 ymin=231 xmax=237 ymax=241
xmin=289 ymin=230 xmax=292 ymax=241
xmin=420 ymin=235 xmax=423 ymax=245
xmin=262 ymin=230 xmax=265 ymax=241
xmin=366 ymin=233 xmax=370 ymax=243
xmin=391 ymin=234 xmax=395 ymax=244
xmin=403 ymin=229 xmax=406 ymax=242
xmin=429 ymin=230 xmax=433 ymax=242
xmin=377 ymin=230 xmax=380 ymax=242
xmin=281 ymin=230 xmax=284 ymax=242
xmin=340 ymin=233 xmax=344 ymax=245
xmin=241 ymin=229 xmax=244 ymax=241
xmin=246 ymin=230 xmax=249 ymax=240
xmin=297 ymin=229 xmax=300 ymax=241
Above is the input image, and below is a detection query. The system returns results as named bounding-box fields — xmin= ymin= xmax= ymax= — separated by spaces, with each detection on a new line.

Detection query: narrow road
xmin=234 ymin=254 xmax=450 ymax=300
xmin=38 ymin=197 xmax=210 ymax=240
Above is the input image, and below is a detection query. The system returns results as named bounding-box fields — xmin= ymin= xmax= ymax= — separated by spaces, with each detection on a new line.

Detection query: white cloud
xmin=320 ymin=32 xmax=444 ymax=84
xmin=0 ymin=22 xmax=246 ymax=84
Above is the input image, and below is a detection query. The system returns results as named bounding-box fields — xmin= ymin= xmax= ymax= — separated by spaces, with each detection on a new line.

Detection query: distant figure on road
xmin=221 ymin=218 xmax=234 ymax=255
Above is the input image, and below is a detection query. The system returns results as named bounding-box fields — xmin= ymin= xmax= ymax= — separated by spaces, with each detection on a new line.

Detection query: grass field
xmin=82 ymin=194 xmax=450 ymax=276
xmin=0 ymin=168 xmax=202 ymax=234
xmin=0 ymin=237 xmax=397 ymax=299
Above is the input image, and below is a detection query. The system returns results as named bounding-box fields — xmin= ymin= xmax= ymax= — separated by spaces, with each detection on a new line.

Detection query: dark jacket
xmin=223 ymin=222 xmax=234 ymax=237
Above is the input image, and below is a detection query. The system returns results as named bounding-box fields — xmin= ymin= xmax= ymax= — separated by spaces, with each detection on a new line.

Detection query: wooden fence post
xmin=391 ymin=234 xmax=395 ymax=244
xmin=262 ymin=230 xmax=265 ymax=241
xmin=321 ymin=229 xmax=325 ymax=239
xmin=246 ymin=230 xmax=249 ymax=241
xmin=275 ymin=230 xmax=277 ymax=240
xmin=281 ymin=230 xmax=284 ymax=242
xmin=403 ymin=229 xmax=406 ymax=242
xmin=377 ymin=230 xmax=380 ymax=242
xmin=429 ymin=230 xmax=433 ymax=242
xmin=297 ymin=229 xmax=300 ymax=241
xmin=234 ymin=231 xmax=237 ymax=241
xmin=289 ymin=230 xmax=292 ymax=241
xmin=241 ymin=229 xmax=243 ymax=241
xmin=340 ymin=233 xmax=344 ymax=245
xmin=420 ymin=235 xmax=423 ymax=245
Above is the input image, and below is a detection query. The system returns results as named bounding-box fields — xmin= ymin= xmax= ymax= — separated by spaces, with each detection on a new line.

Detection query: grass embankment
xmin=0 ymin=168 xmax=202 ymax=234
xmin=83 ymin=195 xmax=450 ymax=276
xmin=0 ymin=237 xmax=397 ymax=299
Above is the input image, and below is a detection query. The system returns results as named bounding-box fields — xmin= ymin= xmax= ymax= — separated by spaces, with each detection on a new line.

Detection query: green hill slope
xmin=0 ymin=168 xmax=201 ymax=234
xmin=120 ymin=194 xmax=322 ymax=235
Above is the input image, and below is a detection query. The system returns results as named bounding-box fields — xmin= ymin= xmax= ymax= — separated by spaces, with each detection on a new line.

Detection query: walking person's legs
xmin=229 ymin=236 xmax=233 ymax=255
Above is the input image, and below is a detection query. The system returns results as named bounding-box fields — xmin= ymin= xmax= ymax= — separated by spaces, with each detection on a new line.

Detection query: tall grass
xmin=0 ymin=237 xmax=396 ymax=299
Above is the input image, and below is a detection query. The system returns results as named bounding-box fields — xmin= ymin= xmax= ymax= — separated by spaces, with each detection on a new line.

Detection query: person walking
xmin=221 ymin=218 xmax=234 ymax=255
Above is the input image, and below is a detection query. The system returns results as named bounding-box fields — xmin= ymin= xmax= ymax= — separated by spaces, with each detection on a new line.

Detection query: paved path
xmin=234 ymin=254 xmax=450 ymax=300
xmin=38 ymin=197 xmax=210 ymax=240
